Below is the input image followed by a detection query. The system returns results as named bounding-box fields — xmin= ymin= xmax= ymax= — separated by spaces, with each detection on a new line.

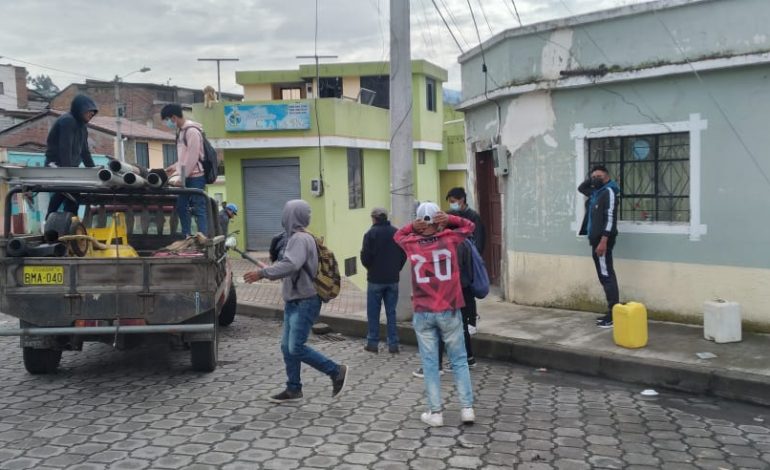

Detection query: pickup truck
xmin=0 ymin=167 xmax=236 ymax=373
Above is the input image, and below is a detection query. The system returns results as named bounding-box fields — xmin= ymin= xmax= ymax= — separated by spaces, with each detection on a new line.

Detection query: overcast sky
xmin=0 ymin=0 xmax=651 ymax=96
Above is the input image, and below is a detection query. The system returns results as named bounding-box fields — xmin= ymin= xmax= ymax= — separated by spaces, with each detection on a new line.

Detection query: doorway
xmin=475 ymin=150 xmax=503 ymax=286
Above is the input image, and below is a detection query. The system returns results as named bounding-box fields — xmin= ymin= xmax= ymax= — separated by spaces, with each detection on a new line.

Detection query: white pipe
xmin=147 ymin=172 xmax=163 ymax=188
xmin=98 ymin=169 xmax=123 ymax=187
xmin=109 ymin=160 xmax=145 ymax=176
xmin=122 ymin=172 xmax=147 ymax=187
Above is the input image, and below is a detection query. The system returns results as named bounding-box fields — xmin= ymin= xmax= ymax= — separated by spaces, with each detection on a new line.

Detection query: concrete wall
xmin=243 ymin=84 xmax=272 ymax=101
xmin=460 ymin=0 xmax=770 ymax=326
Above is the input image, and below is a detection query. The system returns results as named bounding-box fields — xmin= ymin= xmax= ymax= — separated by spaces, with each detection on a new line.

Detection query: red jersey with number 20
xmin=394 ymin=215 xmax=475 ymax=313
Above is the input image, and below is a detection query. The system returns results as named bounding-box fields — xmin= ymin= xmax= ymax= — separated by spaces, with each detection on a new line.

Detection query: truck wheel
xmin=191 ymin=323 xmax=218 ymax=372
xmin=218 ymin=284 xmax=237 ymax=326
xmin=23 ymin=347 xmax=62 ymax=374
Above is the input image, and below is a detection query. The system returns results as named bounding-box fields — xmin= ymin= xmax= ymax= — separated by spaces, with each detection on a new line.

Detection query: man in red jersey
xmin=394 ymin=202 xmax=475 ymax=427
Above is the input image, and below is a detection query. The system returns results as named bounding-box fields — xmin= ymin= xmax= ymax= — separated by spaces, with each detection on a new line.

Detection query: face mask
xmin=449 ymin=202 xmax=461 ymax=211
xmin=590 ymin=177 xmax=604 ymax=188
xmin=165 ymin=119 xmax=176 ymax=130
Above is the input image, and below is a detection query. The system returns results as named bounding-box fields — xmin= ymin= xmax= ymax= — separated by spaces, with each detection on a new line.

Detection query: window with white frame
xmin=587 ymin=133 xmax=689 ymax=223
xmin=571 ymin=114 xmax=707 ymax=240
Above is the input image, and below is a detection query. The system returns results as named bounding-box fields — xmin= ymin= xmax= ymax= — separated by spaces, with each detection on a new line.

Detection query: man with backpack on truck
xmin=161 ymin=103 xmax=216 ymax=237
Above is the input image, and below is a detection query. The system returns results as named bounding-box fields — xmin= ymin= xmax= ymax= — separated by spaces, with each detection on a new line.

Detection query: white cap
xmin=416 ymin=202 xmax=440 ymax=223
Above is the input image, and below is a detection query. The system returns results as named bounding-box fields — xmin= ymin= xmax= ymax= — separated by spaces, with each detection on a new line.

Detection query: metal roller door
xmin=242 ymin=158 xmax=300 ymax=251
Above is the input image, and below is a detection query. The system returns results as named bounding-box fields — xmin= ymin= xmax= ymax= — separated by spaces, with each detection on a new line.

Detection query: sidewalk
xmin=231 ymin=257 xmax=770 ymax=407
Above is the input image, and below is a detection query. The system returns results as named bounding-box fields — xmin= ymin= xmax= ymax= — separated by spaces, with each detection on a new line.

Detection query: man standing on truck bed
xmin=161 ymin=104 xmax=208 ymax=237
xmin=244 ymin=199 xmax=350 ymax=403
xmin=45 ymin=94 xmax=98 ymax=216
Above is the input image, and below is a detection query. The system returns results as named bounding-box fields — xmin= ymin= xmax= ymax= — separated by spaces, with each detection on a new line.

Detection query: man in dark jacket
xmin=578 ymin=165 xmax=621 ymax=328
xmin=45 ymin=94 xmax=98 ymax=216
xmin=360 ymin=207 xmax=407 ymax=354
xmin=446 ymin=187 xmax=485 ymax=367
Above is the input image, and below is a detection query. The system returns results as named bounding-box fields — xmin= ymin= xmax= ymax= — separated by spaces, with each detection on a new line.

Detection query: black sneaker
xmin=467 ymin=357 xmax=477 ymax=368
xmin=388 ymin=345 xmax=399 ymax=354
xmin=412 ymin=368 xmax=444 ymax=378
xmin=268 ymin=389 xmax=303 ymax=403
xmin=331 ymin=365 xmax=350 ymax=398
xmin=597 ymin=319 xmax=614 ymax=329
xmin=364 ymin=344 xmax=378 ymax=353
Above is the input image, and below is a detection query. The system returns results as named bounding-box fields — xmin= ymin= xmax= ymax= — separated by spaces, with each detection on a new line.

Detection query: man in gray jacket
xmin=244 ymin=199 xmax=350 ymax=403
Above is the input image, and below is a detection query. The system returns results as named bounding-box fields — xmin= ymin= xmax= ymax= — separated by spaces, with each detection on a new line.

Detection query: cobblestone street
xmin=0 ymin=313 xmax=769 ymax=470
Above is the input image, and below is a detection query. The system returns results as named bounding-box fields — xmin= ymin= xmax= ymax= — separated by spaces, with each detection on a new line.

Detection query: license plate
xmin=23 ymin=266 xmax=64 ymax=285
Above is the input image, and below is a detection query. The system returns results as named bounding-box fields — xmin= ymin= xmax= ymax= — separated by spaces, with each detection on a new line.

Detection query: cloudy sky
xmin=1 ymin=0 xmax=651 ymax=95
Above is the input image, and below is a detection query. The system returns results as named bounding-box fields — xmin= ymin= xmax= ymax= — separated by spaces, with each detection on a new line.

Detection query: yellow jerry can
xmin=612 ymin=302 xmax=648 ymax=349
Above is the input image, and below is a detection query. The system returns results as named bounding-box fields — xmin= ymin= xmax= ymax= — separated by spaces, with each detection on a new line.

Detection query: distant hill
xmin=443 ymin=88 xmax=462 ymax=105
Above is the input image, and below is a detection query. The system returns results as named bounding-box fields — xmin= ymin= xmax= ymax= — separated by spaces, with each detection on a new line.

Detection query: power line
xmin=500 ymin=0 xmax=519 ymax=24
xmin=477 ymin=0 xmax=494 ymax=36
xmin=466 ymin=0 xmax=502 ymax=138
xmin=510 ymin=0 xmax=523 ymax=26
xmin=429 ymin=0 xmax=465 ymax=53
xmin=651 ymin=11 xmax=770 ymax=188
xmin=438 ymin=0 xmax=471 ymax=49
xmin=0 ymin=54 xmax=105 ymax=81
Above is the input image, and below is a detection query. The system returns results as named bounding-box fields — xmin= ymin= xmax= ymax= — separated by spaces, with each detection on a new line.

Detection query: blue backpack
xmin=463 ymin=239 xmax=490 ymax=299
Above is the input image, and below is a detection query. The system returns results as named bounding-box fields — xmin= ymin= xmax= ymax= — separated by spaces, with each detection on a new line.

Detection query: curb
xmin=236 ymin=302 xmax=770 ymax=407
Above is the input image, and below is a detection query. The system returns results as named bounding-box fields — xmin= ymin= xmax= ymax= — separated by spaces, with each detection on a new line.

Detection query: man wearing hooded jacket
xmin=244 ymin=200 xmax=350 ymax=403
xmin=579 ymin=165 xmax=621 ymax=328
xmin=45 ymin=94 xmax=98 ymax=216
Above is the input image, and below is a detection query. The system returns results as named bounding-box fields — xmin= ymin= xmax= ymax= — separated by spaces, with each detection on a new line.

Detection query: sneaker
xmin=364 ymin=344 xmax=378 ymax=353
xmin=412 ymin=368 xmax=444 ymax=378
xmin=268 ymin=389 xmax=303 ymax=403
xmin=461 ymin=407 xmax=475 ymax=425
xmin=331 ymin=365 xmax=350 ymax=398
xmin=597 ymin=319 xmax=614 ymax=329
xmin=467 ymin=357 xmax=477 ymax=368
xmin=420 ymin=411 xmax=444 ymax=427
xmin=388 ymin=345 xmax=399 ymax=354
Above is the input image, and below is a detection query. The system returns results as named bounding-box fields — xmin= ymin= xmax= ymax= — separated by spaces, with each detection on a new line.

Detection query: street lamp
xmin=114 ymin=67 xmax=151 ymax=162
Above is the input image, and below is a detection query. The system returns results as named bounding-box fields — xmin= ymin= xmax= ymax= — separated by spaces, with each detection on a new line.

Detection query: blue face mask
xmin=164 ymin=119 xmax=176 ymax=130
xmin=449 ymin=202 xmax=461 ymax=211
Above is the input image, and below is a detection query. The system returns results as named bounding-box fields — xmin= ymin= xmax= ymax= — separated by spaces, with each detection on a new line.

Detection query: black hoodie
xmin=360 ymin=220 xmax=406 ymax=284
xmin=45 ymin=94 xmax=98 ymax=168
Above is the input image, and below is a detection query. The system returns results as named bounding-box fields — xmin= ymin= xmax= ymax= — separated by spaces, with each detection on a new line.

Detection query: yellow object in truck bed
xmin=612 ymin=302 xmax=648 ymax=349
xmin=87 ymin=212 xmax=129 ymax=245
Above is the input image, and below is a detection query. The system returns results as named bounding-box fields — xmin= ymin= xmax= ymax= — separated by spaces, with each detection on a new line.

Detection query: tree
xmin=26 ymin=74 xmax=60 ymax=98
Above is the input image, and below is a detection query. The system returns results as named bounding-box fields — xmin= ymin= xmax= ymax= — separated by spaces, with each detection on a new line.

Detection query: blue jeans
xmin=176 ymin=176 xmax=208 ymax=236
xmin=281 ymin=296 xmax=340 ymax=392
xmin=413 ymin=310 xmax=474 ymax=412
xmin=366 ymin=282 xmax=399 ymax=348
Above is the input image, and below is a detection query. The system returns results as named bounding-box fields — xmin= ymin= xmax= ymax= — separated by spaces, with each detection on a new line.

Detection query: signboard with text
xmin=224 ymin=103 xmax=311 ymax=131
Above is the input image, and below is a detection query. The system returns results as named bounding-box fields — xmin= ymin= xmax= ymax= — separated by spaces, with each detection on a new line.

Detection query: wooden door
xmin=475 ymin=151 xmax=503 ymax=285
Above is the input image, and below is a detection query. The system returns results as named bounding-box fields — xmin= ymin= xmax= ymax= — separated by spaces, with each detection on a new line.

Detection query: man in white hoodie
xmin=161 ymin=104 xmax=208 ymax=237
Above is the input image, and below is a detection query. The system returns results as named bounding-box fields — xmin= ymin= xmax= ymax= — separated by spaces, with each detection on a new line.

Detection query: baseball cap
xmin=226 ymin=203 xmax=238 ymax=214
xmin=416 ymin=202 xmax=440 ymax=223
xmin=370 ymin=207 xmax=388 ymax=220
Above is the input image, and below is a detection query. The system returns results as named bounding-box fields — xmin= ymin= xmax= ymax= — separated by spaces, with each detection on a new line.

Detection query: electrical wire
xmin=510 ymin=0 xmax=523 ymax=26
xmin=313 ymin=0 xmax=324 ymax=184
xmin=466 ymin=0 xmax=502 ymax=139
xmin=430 ymin=0 xmax=465 ymax=53
xmin=477 ymin=0 xmax=494 ymax=36
xmin=438 ymin=0 xmax=471 ymax=49
xmin=651 ymin=10 xmax=770 ymax=188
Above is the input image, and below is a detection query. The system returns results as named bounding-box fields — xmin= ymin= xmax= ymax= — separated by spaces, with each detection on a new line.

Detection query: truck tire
xmin=23 ymin=347 xmax=62 ymax=374
xmin=218 ymin=284 xmax=237 ymax=326
xmin=191 ymin=322 xmax=218 ymax=372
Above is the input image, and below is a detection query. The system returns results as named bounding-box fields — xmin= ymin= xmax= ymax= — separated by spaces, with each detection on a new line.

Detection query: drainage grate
xmin=312 ymin=332 xmax=346 ymax=343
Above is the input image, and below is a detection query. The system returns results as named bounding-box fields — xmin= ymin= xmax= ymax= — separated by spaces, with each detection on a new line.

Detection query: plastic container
xmin=613 ymin=302 xmax=648 ymax=349
xmin=703 ymin=300 xmax=742 ymax=343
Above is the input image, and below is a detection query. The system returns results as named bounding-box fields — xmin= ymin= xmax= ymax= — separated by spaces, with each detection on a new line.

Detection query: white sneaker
xmin=420 ymin=411 xmax=444 ymax=427
xmin=461 ymin=407 xmax=475 ymax=424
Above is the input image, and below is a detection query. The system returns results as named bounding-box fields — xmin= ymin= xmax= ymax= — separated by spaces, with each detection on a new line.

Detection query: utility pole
xmin=390 ymin=0 xmax=414 ymax=321
xmin=197 ymin=58 xmax=239 ymax=101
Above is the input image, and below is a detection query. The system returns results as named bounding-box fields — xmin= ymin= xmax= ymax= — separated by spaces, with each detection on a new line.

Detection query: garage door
xmin=243 ymin=158 xmax=300 ymax=251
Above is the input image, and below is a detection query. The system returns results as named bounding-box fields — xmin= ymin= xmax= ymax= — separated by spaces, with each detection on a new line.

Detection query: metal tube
xmin=0 ymin=323 xmax=214 ymax=337
xmin=122 ymin=172 xmax=147 ymax=187
xmin=98 ymin=169 xmax=123 ymax=187
xmin=109 ymin=160 xmax=146 ymax=176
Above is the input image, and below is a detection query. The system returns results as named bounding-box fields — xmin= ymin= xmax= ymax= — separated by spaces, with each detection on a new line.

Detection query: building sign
xmin=224 ymin=103 xmax=311 ymax=131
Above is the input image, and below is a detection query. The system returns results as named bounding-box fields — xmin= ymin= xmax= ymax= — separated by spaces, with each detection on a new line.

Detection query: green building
xmin=193 ymin=60 xmax=465 ymax=288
